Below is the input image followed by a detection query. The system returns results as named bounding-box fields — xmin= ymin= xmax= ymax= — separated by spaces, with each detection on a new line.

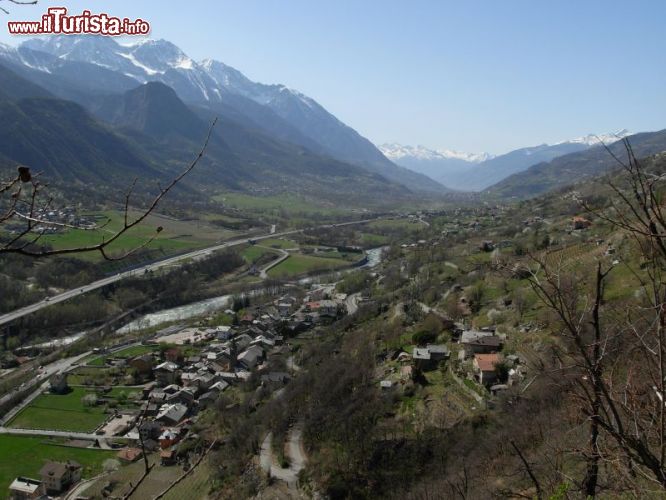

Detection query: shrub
xmin=412 ymin=330 xmax=437 ymax=345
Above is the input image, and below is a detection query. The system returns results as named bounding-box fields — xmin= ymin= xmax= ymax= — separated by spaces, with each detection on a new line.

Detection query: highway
xmin=0 ymin=218 xmax=379 ymax=328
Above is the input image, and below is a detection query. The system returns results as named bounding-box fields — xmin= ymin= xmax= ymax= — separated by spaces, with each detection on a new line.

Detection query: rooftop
xmin=475 ymin=353 xmax=502 ymax=371
xmin=9 ymin=477 xmax=41 ymax=494
xmin=460 ymin=330 xmax=495 ymax=344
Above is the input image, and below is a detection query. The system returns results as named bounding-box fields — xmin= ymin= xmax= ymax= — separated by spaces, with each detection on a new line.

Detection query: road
xmin=344 ymin=293 xmax=361 ymax=315
xmin=0 ymin=426 xmax=108 ymax=443
xmin=258 ymin=247 xmax=289 ymax=279
xmin=285 ymin=425 xmax=306 ymax=476
xmin=0 ymin=427 xmax=114 ymax=450
xmin=0 ymin=218 xmax=379 ymax=328
xmin=259 ymin=425 xmax=307 ymax=488
xmin=418 ymin=301 xmax=454 ymax=323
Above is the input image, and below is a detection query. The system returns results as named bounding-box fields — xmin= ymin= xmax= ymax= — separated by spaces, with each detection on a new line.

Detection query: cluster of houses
xmin=122 ymin=287 xmax=352 ymax=455
xmin=378 ymin=322 xmax=527 ymax=398
xmin=457 ymin=328 xmax=525 ymax=391
xmin=123 ymin=325 xmax=289 ymax=462
xmin=123 ymin=287 xmax=352 ymax=457
xmin=8 ymin=207 xmax=97 ymax=236
xmin=277 ymin=287 xmax=350 ymax=332
xmin=5 ymin=206 xmax=97 ymax=237
xmin=7 ymin=284 xmax=355 ymax=499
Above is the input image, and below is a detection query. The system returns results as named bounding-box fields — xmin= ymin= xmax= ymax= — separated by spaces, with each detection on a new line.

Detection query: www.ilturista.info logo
xmin=8 ymin=7 xmax=150 ymax=36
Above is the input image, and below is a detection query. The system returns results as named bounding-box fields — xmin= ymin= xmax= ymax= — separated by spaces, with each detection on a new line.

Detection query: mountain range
xmin=0 ymin=35 xmax=664 ymax=203
xmin=0 ymin=59 xmax=418 ymax=205
xmin=0 ymin=36 xmax=445 ymax=194
xmin=486 ymin=129 xmax=666 ymax=198
xmin=380 ymin=131 xmax=632 ymax=191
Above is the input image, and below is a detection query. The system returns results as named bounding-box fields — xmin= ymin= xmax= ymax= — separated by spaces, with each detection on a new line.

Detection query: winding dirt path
xmin=259 ymin=424 xmax=307 ymax=488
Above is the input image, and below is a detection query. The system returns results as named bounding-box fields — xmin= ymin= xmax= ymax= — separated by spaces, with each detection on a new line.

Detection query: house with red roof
xmin=473 ymin=353 xmax=502 ymax=386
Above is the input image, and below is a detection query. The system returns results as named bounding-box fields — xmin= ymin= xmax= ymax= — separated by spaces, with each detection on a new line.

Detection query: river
xmin=116 ymin=246 xmax=386 ymax=334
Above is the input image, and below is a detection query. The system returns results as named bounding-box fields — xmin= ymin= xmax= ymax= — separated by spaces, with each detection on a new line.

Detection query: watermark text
xmin=8 ymin=7 xmax=150 ymax=36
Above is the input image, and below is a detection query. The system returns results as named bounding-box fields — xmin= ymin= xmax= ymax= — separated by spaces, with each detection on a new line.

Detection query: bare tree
xmin=0 ymin=0 xmax=37 ymax=15
xmin=524 ymin=140 xmax=666 ymax=496
xmin=0 ymin=118 xmax=217 ymax=260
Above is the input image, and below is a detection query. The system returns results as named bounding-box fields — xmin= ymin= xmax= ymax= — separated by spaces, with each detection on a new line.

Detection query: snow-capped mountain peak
xmin=558 ymin=129 xmax=631 ymax=146
xmin=378 ymin=143 xmax=492 ymax=163
xmin=129 ymin=38 xmax=193 ymax=72
xmin=20 ymin=35 xmax=198 ymax=80
xmin=10 ymin=35 xmax=333 ymax=115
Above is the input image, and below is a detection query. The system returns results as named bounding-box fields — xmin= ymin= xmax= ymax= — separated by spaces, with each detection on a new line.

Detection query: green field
xmin=359 ymin=232 xmax=390 ymax=246
xmin=8 ymin=387 xmax=111 ymax=432
xmin=0 ymin=435 xmax=115 ymax=496
xmin=268 ymin=254 xmax=350 ymax=278
xmin=87 ymin=344 xmax=158 ymax=367
xmin=67 ymin=366 xmax=112 ymax=385
xmin=38 ymin=210 xmax=234 ymax=261
xmin=241 ymin=245 xmax=278 ymax=263
xmin=259 ymin=238 xmax=299 ymax=249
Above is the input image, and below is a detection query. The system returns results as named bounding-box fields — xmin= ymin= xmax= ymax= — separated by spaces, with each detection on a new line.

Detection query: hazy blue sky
xmin=2 ymin=0 xmax=665 ymax=154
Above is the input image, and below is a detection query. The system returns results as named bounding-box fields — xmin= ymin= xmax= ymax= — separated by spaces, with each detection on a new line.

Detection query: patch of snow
xmin=22 ymin=60 xmax=51 ymax=73
xmin=117 ymin=51 xmax=163 ymax=75
xmin=172 ymin=56 xmax=194 ymax=70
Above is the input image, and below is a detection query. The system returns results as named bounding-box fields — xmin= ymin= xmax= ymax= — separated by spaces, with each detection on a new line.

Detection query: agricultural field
xmin=38 ymin=210 xmax=235 ymax=262
xmin=82 ymin=452 xmax=192 ymax=499
xmin=268 ymin=253 xmax=350 ymax=278
xmin=162 ymin=459 xmax=213 ymax=500
xmin=541 ymin=242 xmax=601 ymax=268
xmin=0 ymin=435 xmax=115 ymax=495
xmin=7 ymin=387 xmax=134 ymax=433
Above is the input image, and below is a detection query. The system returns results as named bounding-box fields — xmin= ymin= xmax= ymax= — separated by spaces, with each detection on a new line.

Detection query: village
xmin=4 ymin=207 xmax=97 ymax=236
xmin=4 ymin=278 xmax=370 ymax=499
